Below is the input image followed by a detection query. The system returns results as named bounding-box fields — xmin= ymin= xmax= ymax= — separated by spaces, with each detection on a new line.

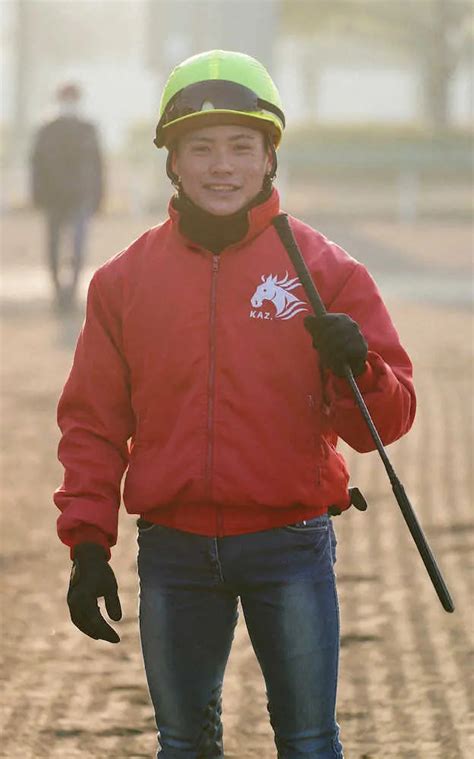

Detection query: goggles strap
xmin=256 ymin=98 xmax=285 ymax=129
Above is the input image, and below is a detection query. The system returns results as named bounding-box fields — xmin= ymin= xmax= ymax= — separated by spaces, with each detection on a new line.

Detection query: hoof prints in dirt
xmin=337 ymin=573 xmax=379 ymax=584
xmin=341 ymin=634 xmax=381 ymax=647
xmin=43 ymin=725 xmax=154 ymax=738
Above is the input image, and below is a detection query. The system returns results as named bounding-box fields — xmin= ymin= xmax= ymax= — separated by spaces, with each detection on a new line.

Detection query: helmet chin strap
xmin=166 ymin=149 xmax=181 ymax=189
xmin=166 ymin=132 xmax=278 ymax=192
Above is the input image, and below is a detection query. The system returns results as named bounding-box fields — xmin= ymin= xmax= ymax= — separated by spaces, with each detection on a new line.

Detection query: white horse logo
xmin=250 ymin=272 xmax=308 ymax=320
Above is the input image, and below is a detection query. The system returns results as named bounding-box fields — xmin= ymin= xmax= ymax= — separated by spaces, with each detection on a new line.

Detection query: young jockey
xmin=55 ymin=50 xmax=416 ymax=758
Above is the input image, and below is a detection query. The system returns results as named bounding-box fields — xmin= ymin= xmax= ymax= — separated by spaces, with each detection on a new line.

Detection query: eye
xmin=234 ymin=143 xmax=252 ymax=153
xmin=192 ymin=145 xmax=209 ymax=154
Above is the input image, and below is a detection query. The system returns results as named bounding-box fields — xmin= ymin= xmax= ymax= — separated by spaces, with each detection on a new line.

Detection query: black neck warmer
xmin=172 ymin=180 xmax=273 ymax=254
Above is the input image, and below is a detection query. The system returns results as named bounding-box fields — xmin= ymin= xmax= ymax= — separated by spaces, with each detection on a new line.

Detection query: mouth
xmin=203 ymin=184 xmax=240 ymax=193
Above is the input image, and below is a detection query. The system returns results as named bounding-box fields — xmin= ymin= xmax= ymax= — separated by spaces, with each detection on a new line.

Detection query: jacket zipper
xmin=206 ymin=255 xmax=222 ymax=534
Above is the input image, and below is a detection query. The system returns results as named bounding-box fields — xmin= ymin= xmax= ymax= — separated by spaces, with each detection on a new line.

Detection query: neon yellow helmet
xmin=154 ymin=49 xmax=285 ymax=149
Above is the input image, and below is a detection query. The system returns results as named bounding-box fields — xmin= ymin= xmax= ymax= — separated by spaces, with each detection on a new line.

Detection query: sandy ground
xmin=0 ymin=208 xmax=473 ymax=758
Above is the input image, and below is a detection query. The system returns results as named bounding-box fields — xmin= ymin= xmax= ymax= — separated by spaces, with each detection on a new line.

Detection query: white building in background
xmin=0 ymin=0 xmax=280 ymax=208
xmin=1 ymin=2 xmax=471 ymax=161
xmin=1 ymin=0 xmax=279 ymax=154
xmin=276 ymin=34 xmax=472 ymax=127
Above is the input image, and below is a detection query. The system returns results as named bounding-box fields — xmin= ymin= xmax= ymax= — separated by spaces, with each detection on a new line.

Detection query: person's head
xmin=170 ymin=123 xmax=272 ymax=216
xmin=56 ymin=82 xmax=82 ymax=105
xmin=154 ymin=50 xmax=285 ymax=214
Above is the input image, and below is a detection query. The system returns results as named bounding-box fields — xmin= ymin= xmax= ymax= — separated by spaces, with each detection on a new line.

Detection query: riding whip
xmin=272 ymin=213 xmax=454 ymax=613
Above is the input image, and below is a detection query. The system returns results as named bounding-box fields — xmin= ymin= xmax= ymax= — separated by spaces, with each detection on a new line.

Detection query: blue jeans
xmin=137 ymin=514 xmax=343 ymax=759
xmin=46 ymin=206 xmax=90 ymax=300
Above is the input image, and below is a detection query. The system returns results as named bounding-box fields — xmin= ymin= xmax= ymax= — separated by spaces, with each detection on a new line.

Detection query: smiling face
xmin=171 ymin=124 xmax=272 ymax=215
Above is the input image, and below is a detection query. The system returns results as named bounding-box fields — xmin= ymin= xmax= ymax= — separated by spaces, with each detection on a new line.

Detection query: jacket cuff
xmin=69 ymin=526 xmax=111 ymax=560
xmin=326 ymin=355 xmax=378 ymax=399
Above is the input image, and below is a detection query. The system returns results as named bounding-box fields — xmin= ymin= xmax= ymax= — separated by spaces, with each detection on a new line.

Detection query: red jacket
xmin=55 ymin=189 xmax=416 ymax=554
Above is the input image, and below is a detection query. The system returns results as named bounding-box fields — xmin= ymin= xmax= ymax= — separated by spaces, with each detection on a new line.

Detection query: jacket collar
xmin=168 ymin=187 xmax=281 ymax=253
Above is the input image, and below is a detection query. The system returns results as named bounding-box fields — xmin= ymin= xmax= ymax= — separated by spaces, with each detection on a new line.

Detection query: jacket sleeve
xmin=54 ymin=268 xmax=135 ymax=556
xmin=321 ymin=260 xmax=416 ymax=452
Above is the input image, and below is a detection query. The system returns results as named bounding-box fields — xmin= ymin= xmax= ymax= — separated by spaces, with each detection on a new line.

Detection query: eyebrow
xmin=229 ymin=133 xmax=257 ymax=141
xmin=187 ymin=133 xmax=257 ymax=144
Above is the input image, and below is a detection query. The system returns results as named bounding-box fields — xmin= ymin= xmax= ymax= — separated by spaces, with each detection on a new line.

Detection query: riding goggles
xmin=155 ymin=79 xmax=286 ymax=147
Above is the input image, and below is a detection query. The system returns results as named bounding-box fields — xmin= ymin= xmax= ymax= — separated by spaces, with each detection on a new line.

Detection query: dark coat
xmin=31 ymin=115 xmax=103 ymax=214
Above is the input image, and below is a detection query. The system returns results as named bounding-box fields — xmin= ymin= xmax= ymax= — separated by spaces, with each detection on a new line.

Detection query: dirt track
xmin=0 ymin=210 xmax=473 ymax=758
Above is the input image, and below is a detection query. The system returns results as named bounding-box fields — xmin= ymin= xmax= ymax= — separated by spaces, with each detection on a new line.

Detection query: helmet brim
xmin=156 ymin=109 xmax=282 ymax=149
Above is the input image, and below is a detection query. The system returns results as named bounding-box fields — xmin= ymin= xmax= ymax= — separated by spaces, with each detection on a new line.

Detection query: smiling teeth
xmin=208 ymin=186 xmax=235 ymax=190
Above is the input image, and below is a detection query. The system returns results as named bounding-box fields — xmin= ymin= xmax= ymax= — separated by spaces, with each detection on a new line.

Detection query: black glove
xmin=304 ymin=313 xmax=368 ymax=377
xmin=67 ymin=542 xmax=122 ymax=643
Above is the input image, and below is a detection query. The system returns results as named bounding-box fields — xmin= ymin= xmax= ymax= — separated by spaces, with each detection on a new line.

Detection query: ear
xmin=263 ymin=134 xmax=277 ymax=180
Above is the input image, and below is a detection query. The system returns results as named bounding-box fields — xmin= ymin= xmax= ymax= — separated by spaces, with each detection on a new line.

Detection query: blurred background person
xmin=30 ymin=82 xmax=104 ymax=310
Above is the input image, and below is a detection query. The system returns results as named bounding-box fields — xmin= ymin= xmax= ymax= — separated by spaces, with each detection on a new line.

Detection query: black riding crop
xmin=272 ymin=213 xmax=454 ymax=613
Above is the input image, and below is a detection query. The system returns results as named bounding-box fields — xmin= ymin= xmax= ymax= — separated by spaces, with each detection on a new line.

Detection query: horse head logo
xmin=250 ymin=272 xmax=308 ymax=320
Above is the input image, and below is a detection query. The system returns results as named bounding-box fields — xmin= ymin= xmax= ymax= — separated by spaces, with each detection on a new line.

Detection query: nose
xmin=209 ymin=146 xmax=233 ymax=175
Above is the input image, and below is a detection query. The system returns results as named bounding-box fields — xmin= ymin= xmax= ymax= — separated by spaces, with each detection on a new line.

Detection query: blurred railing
xmin=281 ymin=125 xmax=473 ymax=222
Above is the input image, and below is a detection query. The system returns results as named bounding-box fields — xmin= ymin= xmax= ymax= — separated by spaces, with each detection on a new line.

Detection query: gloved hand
xmin=304 ymin=313 xmax=368 ymax=377
xmin=67 ymin=542 xmax=122 ymax=643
